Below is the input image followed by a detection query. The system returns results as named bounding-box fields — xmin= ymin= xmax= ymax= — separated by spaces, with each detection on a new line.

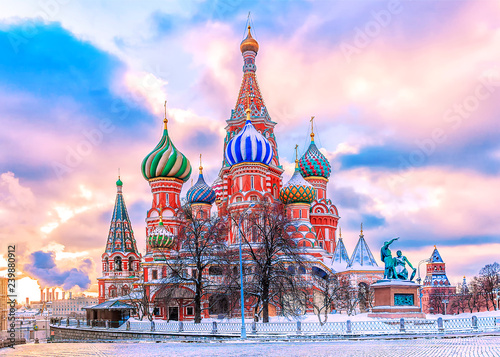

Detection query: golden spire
xmin=240 ymin=23 xmax=259 ymax=54
xmin=118 ymin=167 xmax=120 ymax=180
xmin=339 ymin=227 xmax=342 ymax=238
xmin=163 ymin=100 xmax=168 ymax=129
xmin=310 ymin=116 xmax=315 ymax=141
xmin=434 ymin=245 xmax=437 ymax=249
xmin=360 ymin=222 xmax=363 ymax=235
xmin=294 ymin=144 xmax=299 ymax=169
xmin=159 ymin=209 xmax=164 ymax=225
xmin=199 ymin=154 xmax=203 ymax=175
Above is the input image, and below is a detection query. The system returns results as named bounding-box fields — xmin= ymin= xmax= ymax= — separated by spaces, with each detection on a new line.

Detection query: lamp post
xmin=417 ymin=259 xmax=430 ymax=311
xmin=442 ymin=299 xmax=449 ymax=315
xmin=238 ymin=203 xmax=256 ymax=339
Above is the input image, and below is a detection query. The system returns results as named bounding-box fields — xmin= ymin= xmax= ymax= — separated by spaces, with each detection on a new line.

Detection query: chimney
xmin=46 ymin=287 xmax=50 ymax=301
xmin=55 ymin=291 xmax=59 ymax=300
xmin=40 ymin=288 xmax=44 ymax=302
xmin=26 ymin=297 xmax=29 ymax=305
xmin=62 ymin=291 xmax=66 ymax=300
xmin=52 ymin=287 xmax=56 ymax=301
xmin=69 ymin=291 xmax=72 ymax=299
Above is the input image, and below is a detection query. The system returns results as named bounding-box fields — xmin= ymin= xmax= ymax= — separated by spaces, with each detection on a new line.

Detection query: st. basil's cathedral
xmin=98 ymin=26 xmax=386 ymax=319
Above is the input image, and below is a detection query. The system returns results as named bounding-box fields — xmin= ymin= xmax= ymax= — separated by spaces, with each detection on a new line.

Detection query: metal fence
xmin=52 ymin=316 xmax=499 ymax=336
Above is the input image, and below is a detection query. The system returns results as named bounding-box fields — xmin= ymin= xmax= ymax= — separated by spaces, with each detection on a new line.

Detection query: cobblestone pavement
xmin=2 ymin=336 xmax=500 ymax=357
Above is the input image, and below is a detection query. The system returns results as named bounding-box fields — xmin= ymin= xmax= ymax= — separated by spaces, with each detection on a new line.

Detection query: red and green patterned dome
xmin=148 ymin=219 xmax=175 ymax=249
xmin=141 ymin=117 xmax=192 ymax=182
xmin=298 ymin=138 xmax=331 ymax=179
xmin=280 ymin=165 xmax=316 ymax=205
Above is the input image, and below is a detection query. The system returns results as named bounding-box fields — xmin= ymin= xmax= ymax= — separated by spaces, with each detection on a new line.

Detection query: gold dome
xmin=240 ymin=25 xmax=259 ymax=54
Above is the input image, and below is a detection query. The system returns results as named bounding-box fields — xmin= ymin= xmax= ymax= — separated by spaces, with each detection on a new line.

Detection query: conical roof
xmin=105 ymin=178 xmax=139 ymax=255
xmin=332 ymin=237 xmax=350 ymax=266
xmin=429 ymin=246 xmax=444 ymax=263
xmin=347 ymin=232 xmax=378 ymax=269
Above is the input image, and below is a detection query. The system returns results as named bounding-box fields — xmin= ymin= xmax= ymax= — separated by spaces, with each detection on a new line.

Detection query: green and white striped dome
xmin=141 ymin=118 xmax=191 ymax=182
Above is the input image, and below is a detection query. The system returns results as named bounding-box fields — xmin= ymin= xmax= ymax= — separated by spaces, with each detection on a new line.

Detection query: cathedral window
xmin=103 ymin=257 xmax=109 ymax=272
xmin=152 ymin=270 xmax=158 ymax=280
xmin=251 ymin=176 xmax=254 ymax=189
xmin=128 ymin=257 xmax=134 ymax=271
xmin=114 ymin=256 xmax=122 ymax=271
xmin=122 ymin=285 xmax=129 ymax=296
xmin=236 ymin=197 xmax=242 ymax=202
xmin=250 ymin=195 xmax=258 ymax=202
xmin=125 ymin=240 xmax=132 ymax=249
xmin=209 ymin=266 xmax=223 ymax=276
xmin=109 ymin=286 xmax=117 ymax=298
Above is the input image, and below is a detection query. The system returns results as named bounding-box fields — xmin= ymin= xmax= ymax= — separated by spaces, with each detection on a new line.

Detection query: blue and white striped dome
xmin=186 ymin=172 xmax=216 ymax=205
xmin=225 ymin=120 xmax=273 ymax=166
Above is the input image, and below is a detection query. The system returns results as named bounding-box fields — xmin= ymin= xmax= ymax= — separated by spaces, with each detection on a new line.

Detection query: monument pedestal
xmin=368 ymin=280 xmax=426 ymax=318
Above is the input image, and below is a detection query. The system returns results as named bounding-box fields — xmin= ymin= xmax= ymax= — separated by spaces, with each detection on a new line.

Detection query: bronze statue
xmin=381 ymin=237 xmax=398 ymax=279
xmin=380 ymin=238 xmax=416 ymax=281
xmin=393 ymin=250 xmax=416 ymax=281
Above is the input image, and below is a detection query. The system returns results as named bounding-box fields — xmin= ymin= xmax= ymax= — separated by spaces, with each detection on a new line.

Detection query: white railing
xmin=51 ymin=316 xmax=499 ymax=336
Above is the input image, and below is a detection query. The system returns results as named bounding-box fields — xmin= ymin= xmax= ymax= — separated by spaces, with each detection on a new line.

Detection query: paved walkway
xmin=2 ymin=336 xmax=500 ymax=356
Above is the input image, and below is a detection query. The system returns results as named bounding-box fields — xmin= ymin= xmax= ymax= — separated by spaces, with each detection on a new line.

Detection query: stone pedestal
xmin=368 ymin=280 xmax=426 ymax=318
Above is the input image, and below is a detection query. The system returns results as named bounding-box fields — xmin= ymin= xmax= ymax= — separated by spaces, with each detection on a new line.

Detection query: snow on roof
xmin=347 ymin=233 xmax=379 ymax=269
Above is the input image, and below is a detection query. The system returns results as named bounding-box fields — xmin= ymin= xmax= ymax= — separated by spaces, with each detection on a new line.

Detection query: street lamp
xmin=238 ymin=203 xmax=256 ymax=339
xmin=442 ymin=299 xmax=449 ymax=315
xmin=417 ymin=259 xmax=430 ymax=311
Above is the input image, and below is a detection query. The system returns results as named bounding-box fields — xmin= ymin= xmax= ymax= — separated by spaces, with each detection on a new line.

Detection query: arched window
xmin=122 ymin=285 xmax=129 ymax=296
xmin=114 ymin=256 xmax=122 ymax=271
xmin=209 ymin=266 xmax=223 ymax=276
xmin=109 ymin=286 xmax=117 ymax=298
xmin=128 ymin=257 xmax=134 ymax=271
xmin=125 ymin=240 xmax=132 ymax=249
xmin=103 ymin=257 xmax=109 ymax=272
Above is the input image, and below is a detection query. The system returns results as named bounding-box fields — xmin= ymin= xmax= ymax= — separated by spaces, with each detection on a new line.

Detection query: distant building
xmin=421 ymin=246 xmax=456 ymax=314
xmin=52 ymin=296 xmax=98 ymax=318
xmin=333 ymin=228 xmax=384 ymax=311
xmin=0 ymin=277 xmax=7 ymax=330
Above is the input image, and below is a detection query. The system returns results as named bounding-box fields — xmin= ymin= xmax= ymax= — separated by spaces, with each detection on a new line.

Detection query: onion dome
xmin=298 ymin=119 xmax=331 ymax=179
xmin=116 ymin=177 xmax=123 ymax=186
xmin=141 ymin=108 xmax=192 ymax=182
xmin=148 ymin=217 xmax=175 ymax=249
xmin=240 ymin=25 xmax=259 ymax=54
xmin=186 ymin=155 xmax=216 ymax=205
xmin=212 ymin=176 xmax=223 ymax=203
xmin=225 ymin=109 xmax=273 ymax=166
xmin=280 ymin=148 xmax=316 ymax=205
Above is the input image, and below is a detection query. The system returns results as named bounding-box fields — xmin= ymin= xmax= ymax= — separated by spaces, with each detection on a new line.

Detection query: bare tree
xmin=162 ymin=204 xmax=228 ymax=323
xmin=335 ymin=275 xmax=359 ymax=316
xmin=309 ymin=272 xmax=339 ymax=325
xmin=232 ymin=202 xmax=308 ymax=323
xmin=479 ymin=262 xmax=500 ymax=311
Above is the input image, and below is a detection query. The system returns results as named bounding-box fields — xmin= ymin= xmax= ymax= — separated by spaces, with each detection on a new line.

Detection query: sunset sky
xmin=1 ymin=0 xmax=499 ymax=302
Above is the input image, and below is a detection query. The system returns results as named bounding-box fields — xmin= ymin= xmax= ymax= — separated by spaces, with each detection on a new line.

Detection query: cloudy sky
xmin=1 ymin=0 xmax=499 ymax=301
